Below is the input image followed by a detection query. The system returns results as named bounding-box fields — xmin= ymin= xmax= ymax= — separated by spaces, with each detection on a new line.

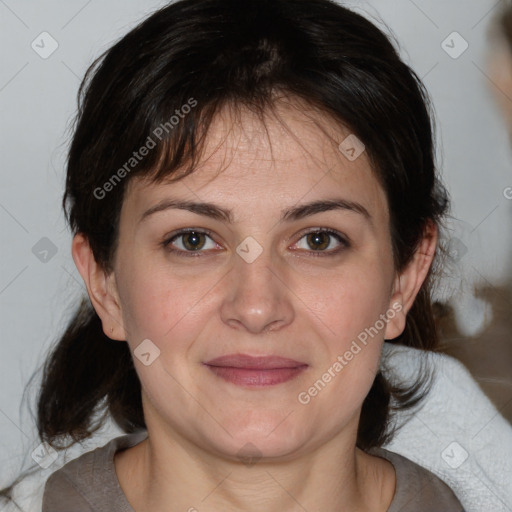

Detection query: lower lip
xmin=205 ymin=365 xmax=308 ymax=386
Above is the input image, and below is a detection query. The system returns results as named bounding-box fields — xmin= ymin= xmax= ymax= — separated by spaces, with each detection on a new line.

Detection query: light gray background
xmin=1 ymin=0 xmax=511 ymax=484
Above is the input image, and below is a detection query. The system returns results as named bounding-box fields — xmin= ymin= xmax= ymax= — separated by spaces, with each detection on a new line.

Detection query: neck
xmin=115 ymin=420 xmax=394 ymax=512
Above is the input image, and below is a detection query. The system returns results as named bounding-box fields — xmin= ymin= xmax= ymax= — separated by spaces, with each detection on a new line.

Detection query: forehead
xmin=123 ymin=99 xmax=388 ymax=223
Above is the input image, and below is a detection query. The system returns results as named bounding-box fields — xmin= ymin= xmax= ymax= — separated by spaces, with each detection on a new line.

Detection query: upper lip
xmin=204 ymin=354 xmax=308 ymax=369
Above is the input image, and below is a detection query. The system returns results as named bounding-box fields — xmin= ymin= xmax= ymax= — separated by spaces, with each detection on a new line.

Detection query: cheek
xmin=298 ymin=262 xmax=393 ymax=343
xmin=297 ymin=262 xmax=392 ymax=398
xmin=116 ymin=258 xmax=220 ymax=351
xmin=297 ymin=275 xmax=389 ymax=421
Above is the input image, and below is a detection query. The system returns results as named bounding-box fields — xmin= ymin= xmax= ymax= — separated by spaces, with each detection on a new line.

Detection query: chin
xmin=207 ymin=416 xmax=309 ymax=462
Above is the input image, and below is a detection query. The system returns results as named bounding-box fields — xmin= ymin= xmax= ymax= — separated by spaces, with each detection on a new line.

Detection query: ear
xmin=384 ymin=221 xmax=438 ymax=340
xmin=71 ymin=233 xmax=127 ymax=341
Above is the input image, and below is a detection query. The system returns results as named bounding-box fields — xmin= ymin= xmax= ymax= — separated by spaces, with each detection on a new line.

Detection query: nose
xmin=219 ymin=245 xmax=295 ymax=334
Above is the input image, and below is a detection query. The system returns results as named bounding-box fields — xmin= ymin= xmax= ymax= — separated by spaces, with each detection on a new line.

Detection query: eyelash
xmin=161 ymin=227 xmax=350 ymax=258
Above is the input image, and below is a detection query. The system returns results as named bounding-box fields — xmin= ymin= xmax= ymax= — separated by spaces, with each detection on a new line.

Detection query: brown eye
xmin=163 ymin=229 xmax=218 ymax=256
xmin=292 ymin=229 xmax=350 ymax=256
xmin=181 ymin=231 xmax=206 ymax=251
xmin=306 ymin=232 xmax=330 ymax=251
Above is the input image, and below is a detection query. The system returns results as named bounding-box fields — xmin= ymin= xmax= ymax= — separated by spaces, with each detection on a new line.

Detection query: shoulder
xmin=42 ymin=430 xmax=147 ymax=512
xmin=380 ymin=342 xmax=512 ymax=510
xmin=380 ymin=341 xmax=508 ymax=427
xmin=367 ymin=446 xmax=465 ymax=511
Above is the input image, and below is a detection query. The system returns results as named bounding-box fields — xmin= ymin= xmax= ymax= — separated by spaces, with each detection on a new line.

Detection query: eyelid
xmin=292 ymin=226 xmax=349 ymax=243
xmin=289 ymin=227 xmax=350 ymax=255
xmin=161 ymin=227 xmax=350 ymax=256
xmin=161 ymin=228 xmax=219 ymax=257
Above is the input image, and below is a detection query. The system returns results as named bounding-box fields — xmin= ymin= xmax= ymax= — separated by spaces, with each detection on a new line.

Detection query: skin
xmin=73 ymin=98 xmax=437 ymax=512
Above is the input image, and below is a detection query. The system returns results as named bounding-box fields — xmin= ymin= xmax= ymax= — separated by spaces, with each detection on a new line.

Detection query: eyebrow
xmin=139 ymin=197 xmax=372 ymax=225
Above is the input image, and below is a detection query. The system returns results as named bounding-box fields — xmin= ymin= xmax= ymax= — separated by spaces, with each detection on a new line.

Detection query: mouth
xmin=203 ymin=354 xmax=308 ymax=387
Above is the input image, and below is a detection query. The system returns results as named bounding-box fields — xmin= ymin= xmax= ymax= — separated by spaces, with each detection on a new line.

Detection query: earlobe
xmin=71 ymin=233 xmax=126 ymax=341
xmin=384 ymin=221 xmax=438 ymax=341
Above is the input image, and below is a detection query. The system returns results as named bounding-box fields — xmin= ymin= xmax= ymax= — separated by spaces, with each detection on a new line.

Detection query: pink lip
xmin=203 ymin=354 xmax=308 ymax=387
xmin=205 ymin=354 xmax=306 ymax=369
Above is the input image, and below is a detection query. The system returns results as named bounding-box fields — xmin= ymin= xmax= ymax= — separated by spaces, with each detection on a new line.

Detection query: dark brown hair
xmin=1 ymin=0 xmax=449 ymax=504
xmin=497 ymin=1 xmax=512 ymax=51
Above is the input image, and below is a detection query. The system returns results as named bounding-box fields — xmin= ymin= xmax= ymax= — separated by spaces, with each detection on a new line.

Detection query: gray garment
xmin=42 ymin=431 xmax=465 ymax=511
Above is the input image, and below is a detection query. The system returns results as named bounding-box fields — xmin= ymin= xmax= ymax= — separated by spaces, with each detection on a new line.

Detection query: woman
xmin=1 ymin=0 xmax=465 ymax=510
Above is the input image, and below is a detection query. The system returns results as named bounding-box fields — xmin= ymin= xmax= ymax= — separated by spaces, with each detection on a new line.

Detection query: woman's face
xmin=108 ymin=101 xmax=402 ymax=460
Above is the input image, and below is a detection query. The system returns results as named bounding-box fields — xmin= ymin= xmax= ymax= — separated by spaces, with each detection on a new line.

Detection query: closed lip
xmin=203 ymin=354 xmax=308 ymax=370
